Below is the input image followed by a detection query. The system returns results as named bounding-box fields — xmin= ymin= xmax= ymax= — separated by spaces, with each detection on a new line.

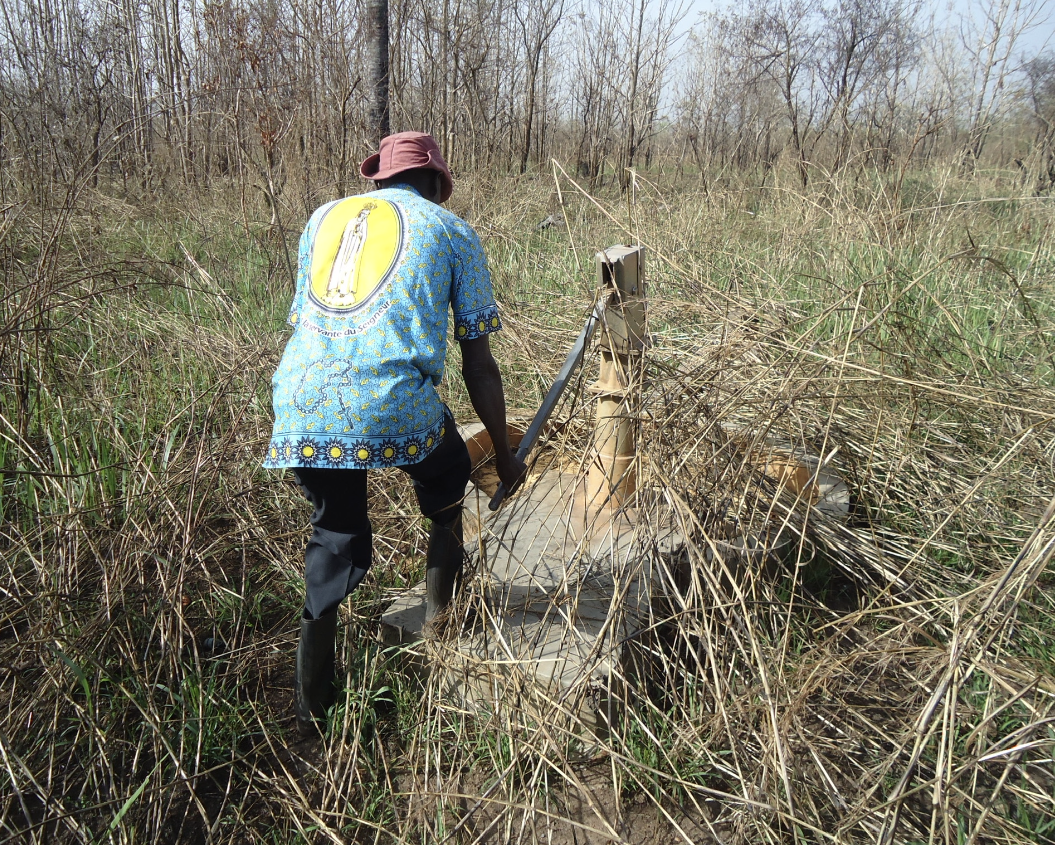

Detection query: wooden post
xmin=586 ymin=246 xmax=645 ymax=510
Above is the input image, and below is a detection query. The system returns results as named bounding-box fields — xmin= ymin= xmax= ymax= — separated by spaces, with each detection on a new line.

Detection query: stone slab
xmin=379 ymin=583 xmax=428 ymax=648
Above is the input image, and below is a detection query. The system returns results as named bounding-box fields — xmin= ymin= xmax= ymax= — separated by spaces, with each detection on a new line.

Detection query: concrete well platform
xmin=380 ymin=459 xmax=668 ymax=733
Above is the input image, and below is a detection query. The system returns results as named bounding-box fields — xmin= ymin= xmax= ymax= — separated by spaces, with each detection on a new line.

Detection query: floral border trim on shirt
xmin=454 ymin=305 xmax=502 ymax=341
xmin=263 ymin=417 xmax=447 ymax=470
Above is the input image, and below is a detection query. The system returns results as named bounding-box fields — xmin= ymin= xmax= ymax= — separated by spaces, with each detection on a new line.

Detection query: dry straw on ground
xmin=1 ymin=164 xmax=1054 ymax=843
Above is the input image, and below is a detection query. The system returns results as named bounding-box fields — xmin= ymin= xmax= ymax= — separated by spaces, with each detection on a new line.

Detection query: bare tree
xmin=619 ymin=0 xmax=685 ymax=187
xmin=959 ymin=0 xmax=1049 ymax=171
xmin=1 ymin=0 xmax=1052 ymax=212
xmin=817 ymin=0 xmax=922 ymax=172
xmin=1023 ymin=51 xmax=1055 ymax=189
xmin=566 ymin=0 xmax=682 ymax=187
xmin=738 ymin=0 xmax=822 ymax=187
xmin=514 ymin=0 xmax=565 ymax=172
xmin=570 ymin=2 xmax=623 ymax=183
xmin=366 ymin=0 xmax=390 ymax=145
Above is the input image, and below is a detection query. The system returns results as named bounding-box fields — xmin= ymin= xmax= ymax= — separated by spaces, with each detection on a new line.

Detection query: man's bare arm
xmin=459 ymin=335 xmax=526 ymax=492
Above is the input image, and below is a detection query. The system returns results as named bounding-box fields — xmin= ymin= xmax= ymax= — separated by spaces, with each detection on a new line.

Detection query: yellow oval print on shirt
xmin=309 ymin=198 xmax=404 ymax=314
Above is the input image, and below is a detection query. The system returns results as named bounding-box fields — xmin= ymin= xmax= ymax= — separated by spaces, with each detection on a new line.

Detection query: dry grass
xmin=1 ymin=161 xmax=1054 ymax=843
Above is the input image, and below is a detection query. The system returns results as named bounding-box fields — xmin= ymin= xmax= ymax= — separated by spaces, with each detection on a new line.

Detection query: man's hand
xmin=495 ymin=450 xmax=527 ymax=495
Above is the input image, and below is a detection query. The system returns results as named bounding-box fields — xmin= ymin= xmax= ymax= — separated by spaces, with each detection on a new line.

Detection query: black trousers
xmin=291 ymin=415 xmax=472 ymax=620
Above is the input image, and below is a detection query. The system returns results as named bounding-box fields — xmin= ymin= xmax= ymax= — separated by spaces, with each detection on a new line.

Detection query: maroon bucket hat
xmin=360 ymin=131 xmax=454 ymax=203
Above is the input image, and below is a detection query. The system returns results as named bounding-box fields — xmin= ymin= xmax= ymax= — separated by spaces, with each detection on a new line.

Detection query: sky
xmin=675 ymin=0 xmax=1053 ymax=56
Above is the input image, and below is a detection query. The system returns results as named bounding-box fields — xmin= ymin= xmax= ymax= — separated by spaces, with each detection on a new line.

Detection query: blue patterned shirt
xmin=264 ymin=184 xmax=500 ymax=469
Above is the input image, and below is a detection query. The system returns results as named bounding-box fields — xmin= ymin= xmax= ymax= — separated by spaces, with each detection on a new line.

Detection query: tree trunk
xmin=366 ymin=0 xmax=390 ymax=146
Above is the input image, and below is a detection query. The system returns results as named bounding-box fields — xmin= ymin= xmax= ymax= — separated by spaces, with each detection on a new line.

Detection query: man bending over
xmin=264 ymin=131 xmax=525 ymax=734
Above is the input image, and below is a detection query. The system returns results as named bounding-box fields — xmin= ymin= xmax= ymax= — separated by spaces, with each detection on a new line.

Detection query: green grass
xmin=2 ymin=164 xmax=1055 ymax=842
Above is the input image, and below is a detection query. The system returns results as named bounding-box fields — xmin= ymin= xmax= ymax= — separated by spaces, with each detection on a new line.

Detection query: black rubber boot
xmin=425 ymin=514 xmax=464 ymax=625
xmin=294 ymin=609 xmax=338 ymax=736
